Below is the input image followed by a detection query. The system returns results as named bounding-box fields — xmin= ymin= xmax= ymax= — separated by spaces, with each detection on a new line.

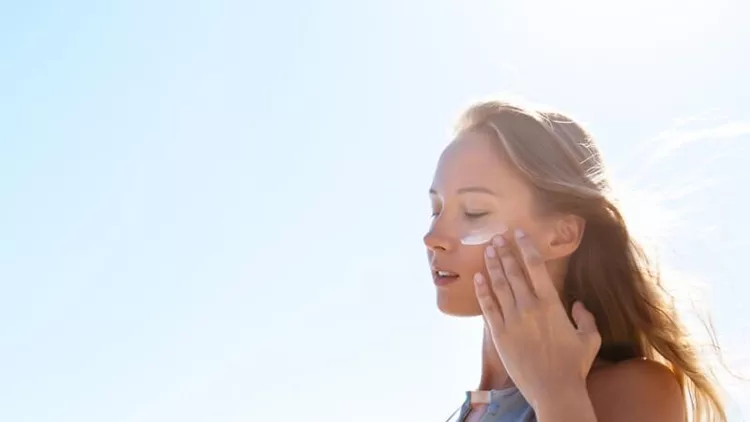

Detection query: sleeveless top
xmin=442 ymin=346 xmax=641 ymax=421
xmin=445 ymin=388 xmax=535 ymax=422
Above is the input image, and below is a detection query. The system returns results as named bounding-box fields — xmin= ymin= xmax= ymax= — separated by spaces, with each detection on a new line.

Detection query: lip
xmin=432 ymin=271 xmax=460 ymax=287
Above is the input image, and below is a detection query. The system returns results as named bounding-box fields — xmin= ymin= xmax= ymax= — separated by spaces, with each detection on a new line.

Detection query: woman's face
xmin=424 ymin=130 xmax=554 ymax=316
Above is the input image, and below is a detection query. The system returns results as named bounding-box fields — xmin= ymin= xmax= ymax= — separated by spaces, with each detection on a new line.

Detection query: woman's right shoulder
xmin=585 ymin=358 xmax=685 ymax=422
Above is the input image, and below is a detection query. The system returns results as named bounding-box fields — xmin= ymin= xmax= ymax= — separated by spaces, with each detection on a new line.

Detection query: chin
xmin=436 ymin=296 xmax=482 ymax=317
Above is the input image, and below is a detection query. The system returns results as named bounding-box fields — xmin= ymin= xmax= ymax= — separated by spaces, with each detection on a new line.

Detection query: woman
xmin=425 ymin=100 xmax=726 ymax=422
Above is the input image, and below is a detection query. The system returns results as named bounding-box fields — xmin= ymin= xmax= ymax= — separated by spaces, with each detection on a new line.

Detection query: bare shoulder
xmin=586 ymin=359 xmax=685 ymax=422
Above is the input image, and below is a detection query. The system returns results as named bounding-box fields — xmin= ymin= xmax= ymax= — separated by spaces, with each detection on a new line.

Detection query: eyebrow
xmin=429 ymin=186 xmax=499 ymax=196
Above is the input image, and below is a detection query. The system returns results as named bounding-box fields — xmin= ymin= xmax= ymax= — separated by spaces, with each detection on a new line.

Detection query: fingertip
xmin=572 ymin=301 xmax=597 ymax=330
xmin=571 ymin=301 xmax=588 ymax=316
xmin=573 ymin=300 xmax=591 ymax=313
xmin=485 ymin=245 xmax=496 ymax=258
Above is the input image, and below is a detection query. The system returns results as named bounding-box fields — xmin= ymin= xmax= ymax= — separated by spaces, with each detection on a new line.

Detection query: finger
xmin=513 ymin=228 xmax=557 ymax=302
xmin=474 ymin=273 xmax=504 ymax=328
xmin=572 ymin=301 xmax=602 ymax=351
xmin=484 ymin=243 xmax=515 ymax=314
xmin=571 ymin=301 xmax=597 ymax=334
xmin=494 ymin=234 xmax=534 ymax=309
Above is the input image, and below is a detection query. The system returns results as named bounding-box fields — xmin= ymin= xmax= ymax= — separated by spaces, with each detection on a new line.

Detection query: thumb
xmin=572 ymin=301 xmax=600 ymax=344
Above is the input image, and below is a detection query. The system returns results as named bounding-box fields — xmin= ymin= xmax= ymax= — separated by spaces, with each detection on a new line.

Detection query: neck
xmin=477 ymin=323 xmax=515 ymax=391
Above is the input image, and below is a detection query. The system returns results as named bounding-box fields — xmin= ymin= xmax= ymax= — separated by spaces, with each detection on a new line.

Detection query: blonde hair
xmin=456 ymin=100 xmax=726 ymax=422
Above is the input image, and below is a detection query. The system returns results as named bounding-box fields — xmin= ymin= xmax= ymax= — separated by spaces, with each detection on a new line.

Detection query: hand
xmin=473 ymin=228 xmax=601 ymax=409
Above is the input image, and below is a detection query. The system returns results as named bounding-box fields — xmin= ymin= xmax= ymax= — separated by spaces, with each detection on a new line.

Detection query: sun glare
xmin=493 ymin=0 xmax=727 ymax=51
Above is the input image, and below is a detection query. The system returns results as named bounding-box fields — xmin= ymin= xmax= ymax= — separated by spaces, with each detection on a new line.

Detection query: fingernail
xmin=514 ymin=228 xmax=526 ymax=239
xmin=492 ymin=236 xmax=505 ymax=247
xmin=485 ymin=245 xmax=495 ymax=257
xmin=474 ymin=273 xmax=484 ymax=285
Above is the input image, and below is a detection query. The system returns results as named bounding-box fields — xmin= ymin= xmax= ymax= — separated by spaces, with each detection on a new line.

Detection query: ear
xmin=545 ymin=214 xmax=585 ymax=260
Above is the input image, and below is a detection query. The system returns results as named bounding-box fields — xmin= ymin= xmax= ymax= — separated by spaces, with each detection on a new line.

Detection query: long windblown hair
xmin=456 ymin=100 xmax=726 ymax=422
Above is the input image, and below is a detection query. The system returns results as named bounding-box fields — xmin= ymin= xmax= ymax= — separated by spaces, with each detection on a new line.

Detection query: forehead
xmin=431 ymin=130 xmax=525 ymax=194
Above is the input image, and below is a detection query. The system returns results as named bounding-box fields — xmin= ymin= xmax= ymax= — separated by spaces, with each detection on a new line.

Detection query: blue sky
xmin=1 ymin=0 xmax=748 ymax=421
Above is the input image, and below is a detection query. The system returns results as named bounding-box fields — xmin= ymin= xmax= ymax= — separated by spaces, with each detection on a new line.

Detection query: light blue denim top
xmin=445 ymin=387 xmax=535 ymax=422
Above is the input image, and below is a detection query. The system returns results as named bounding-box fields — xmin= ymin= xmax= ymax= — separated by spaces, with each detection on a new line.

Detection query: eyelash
xmin=429 ymin=210 xmax=489 ymax=219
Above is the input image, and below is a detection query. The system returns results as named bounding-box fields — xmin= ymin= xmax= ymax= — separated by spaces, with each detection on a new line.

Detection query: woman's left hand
xmin=474 ymin=228 xmax=601 ymax=409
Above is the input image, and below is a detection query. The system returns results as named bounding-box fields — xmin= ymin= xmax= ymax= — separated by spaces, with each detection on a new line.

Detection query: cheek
xmin=458 ymin=245 xmax=489 ymax=278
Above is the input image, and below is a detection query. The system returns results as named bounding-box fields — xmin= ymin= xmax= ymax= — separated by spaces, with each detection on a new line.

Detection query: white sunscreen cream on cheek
xmin=460 ymin=223 xmax=509 ymax=246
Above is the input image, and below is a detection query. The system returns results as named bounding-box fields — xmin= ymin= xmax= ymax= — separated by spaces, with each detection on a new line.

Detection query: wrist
xmin=532 ymin=382 xmax=597 ymax=422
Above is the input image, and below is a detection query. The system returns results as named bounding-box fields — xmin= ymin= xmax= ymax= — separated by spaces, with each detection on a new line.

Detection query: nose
xmin=423 ymin=227 xmax=453 ymax=252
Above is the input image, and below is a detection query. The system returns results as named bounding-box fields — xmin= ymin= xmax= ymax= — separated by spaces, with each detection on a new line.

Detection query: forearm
xmin=534 ymin=385 xmax=598 ymax=422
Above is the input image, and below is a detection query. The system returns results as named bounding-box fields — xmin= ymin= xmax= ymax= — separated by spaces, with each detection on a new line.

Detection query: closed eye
xmin=465 ymin=212 xmax=489 ymax=220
